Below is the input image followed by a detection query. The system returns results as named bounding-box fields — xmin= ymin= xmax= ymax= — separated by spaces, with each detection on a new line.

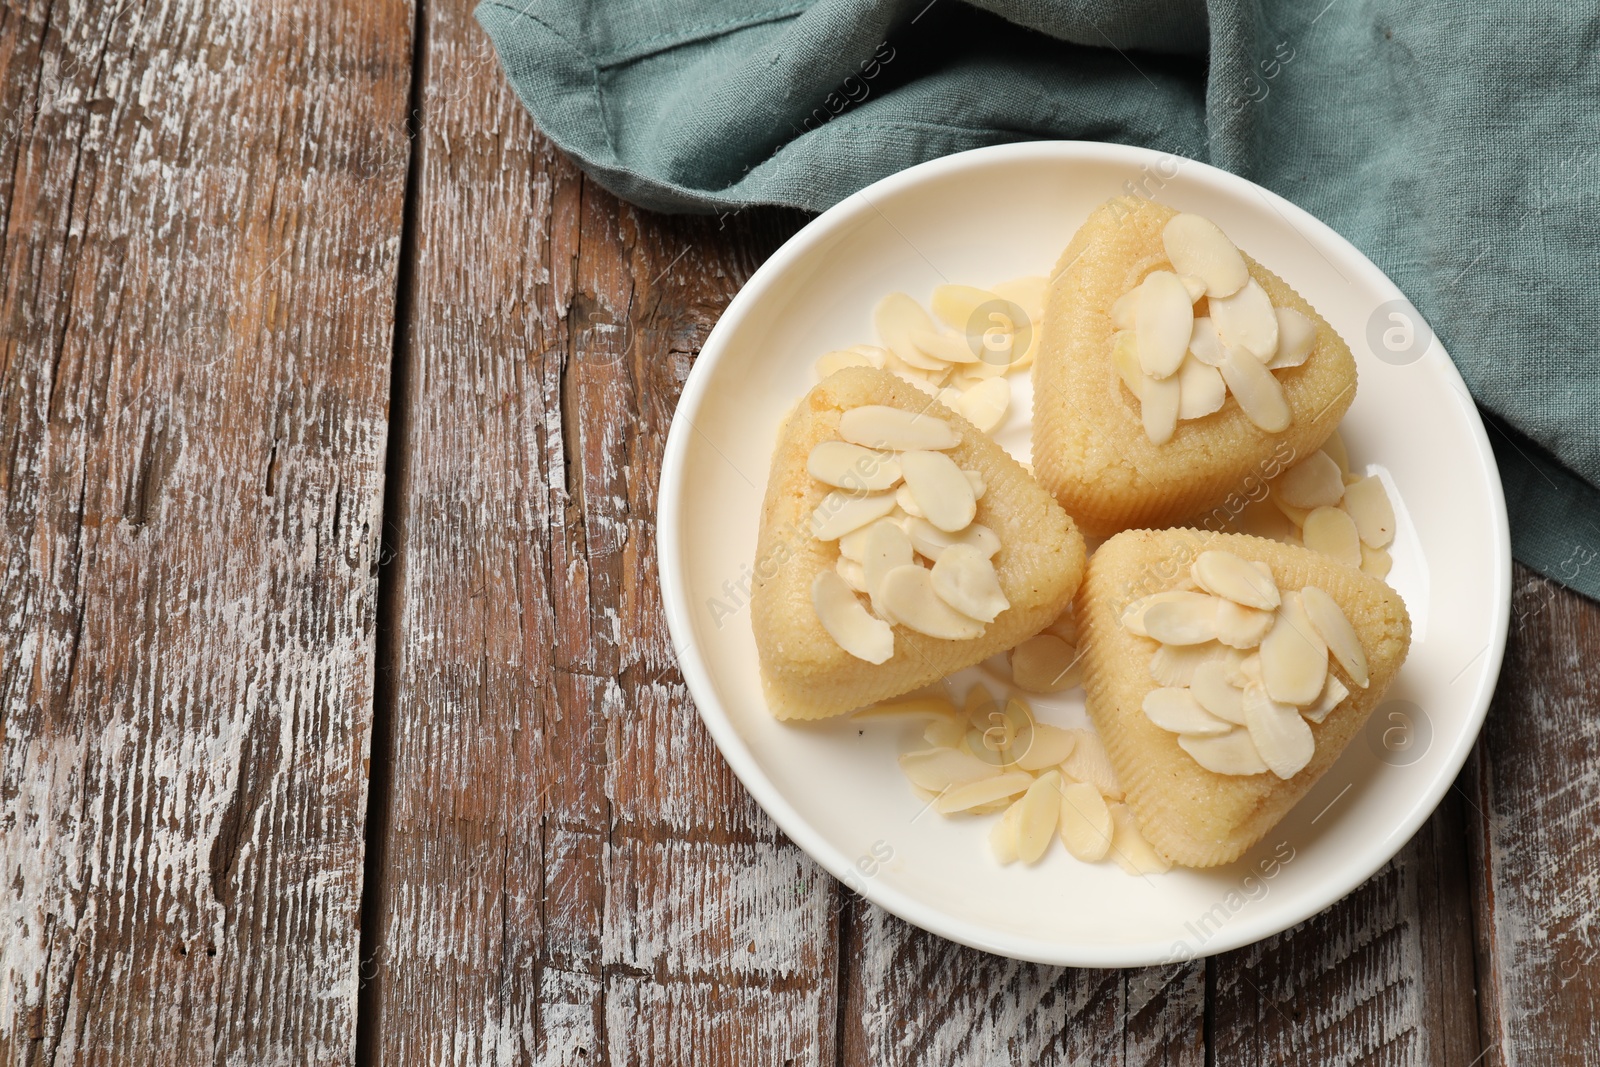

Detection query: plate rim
xmin=656 ymin=139 xmax=1512 ymax=967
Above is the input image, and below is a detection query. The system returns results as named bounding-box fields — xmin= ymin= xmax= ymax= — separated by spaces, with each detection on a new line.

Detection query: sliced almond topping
xmin=838 ymin=517 xmax=898 ymax=562
xmin=895 ymin=483 xmax=924 ymax=518
xmin=990 ymin=275 xmax=1046 ymax=321
xmin=1108 ymin=803 xmax=1171 ymax=874
xmin=1135 ymin=270 xmax=1195 ymax=378
xmin=909 ymin=328 xmax=982 ymax=365
xmin=1233 ymin=651 xmax=1263 ymax=688
xmin=1210 ymin=278 xmax=1279 ymax=360
xmin=1193 ymin=550 xmax=1281 ymax=609
xmin=1016 ymin=771 xmax=1063 ymax=863
xmin=963 ymin=470 xmax=985 ymax=499
xmin=811 ymin=570 xmax=893 ymax=663
xmin=1111 ymin=330 xmax=1143 ymax=398
xmin=1276 ymin=451 xmax=1346 ymax=509
xmin=1016 ymin=722 xmax=1077 ymax=771
xmin=1109 ymin=289 xmax=1139 ymax=331
xmin=1176 ymin=356 xmax=1226 ymax=420
xmin=924 ymin=716 xmax=967 ymax=748
xmin=953 ymin=376 xmax=1010 ymax=433
xmin=1267 ymin=307 xmax=1316 ymax=369
xmin=1144 ymin=593 xmax=1223 ymax=645
xmin=891 ymin=368 xmax=942 ymax=396
xmin=1343 ymin=475 xmax=1396 ymax=548
xmin=861 ymin=520 xmax=914 ymax=613
xmin=1060 ymin=728 xmax=1123 ymax=800
xmin=838 ymin=404 xmax=959 ymax=451
xmin=807 ymin=440 xmax=903 ymax=491
xmin=1191 ymin=661 xmax=1248 ymax=725
xmin=811 ymin=490 xmax=898 ymax=541
xmin=936 ymin=771 xmax=1035 ymax=814
xmin=1300 ymin=585 xmax=1370 ymax=687
xmin=900 ymin=449 xmax=977 ymax=532
xmin=875 ymin=292 xmax=949 ymax=371
xmin=1141 ymin=370 xmax=1181 ymax=444
xmin=1242 ymin=683 xmax=1315 ymax=779
xmin=835 ymin=557 xmax=868 ymax=593
xmin=1162 ymin=213 xmax=1249 ymax=298
xmin=905 ymin=516 xmax=1000 ymax=562
xmin=1272 ymin=493 xmax=1311 ymax=528
xmin=1302 ymin=506 xmax=1362 ymax=567
xmin=1188 ymin=316 xmax=1226 ymax=366
xmin=990 ymin=799 xmax=1023 ymax=865
xmin=1216 ymin=599 xmax=1275 ymax=649
xmin=1176 ymin=274 xmax=1208 ymax=302
xmin=1179 ymin=729 xmax=1268 ymax=775
xmin=1010 ymin=635 xmax=1081 ymax=694
xmin=930 ymin=284 xmax=1000 ymax=334
xmin=898 ymin=746 xmax=1000 ymax=791
xmin=1149 ymin=641 xmax=1231 ymax=686
xmin=815 ymin=347 xmax=880 ymax=379
xmin=877 ymin=564 xmax=986 ymax=639
xmin=1303 ymin=672 xmax=1350 ymax=723
xmin=1122 ymin=590 xmax=1213 ymax=637
xmin=929 ymin=543 xmax=1009 ymax=623
xmin=1361 ymin=544 xmax=1393 ymax=580
xmin=1057 ymin=781 xmax=1113 ymax=862
xmin=1143 ymin=687 xmax=1233 ymax=736
xmin=1259 ymin=591 xmax=1328 ymax=705
xmin=1218 ymin=345 xmax=1291 ymax=432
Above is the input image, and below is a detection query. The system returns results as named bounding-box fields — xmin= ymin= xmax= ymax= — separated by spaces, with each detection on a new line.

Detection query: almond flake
xmin=924 ymin=716 xmax=967 ymax=748
xmin=816 ymin=347 xmax=880 ymax=379
xmin=877 ymin=564 xmax=986 ymax=639
xmin=1141 ymin=370 xmax=1181 ymax=444
xmin=1016 ymin=771 xmax=1063 ymax=863
xmin=1259 ymin=591 xmax=1328 ymax=705
xmin=1188 ymin=316 xmax=1226 ymax=366
xmin=1144 ymin=593 xmax=1224 ymax=645
xmin=1300 ymin=585 xmax=1370 ymax=687
xmin=811 ymin=490 xmax=898 ymax=541
xmin=838 ymin=404 xmax=959 ymax=451
xmin=807 ymin=441 xmax=903 ymax=491
xmin=929 ymin=543 xmax=1009 ymax=622
xmin=1111 ymin=330 xmax=1143 ymax=397
xmin=1010 ymin=635 xmax=1081 ymax=693
xmin=1108 ymin=803 xmax=1171 ymax=874
xmin=1276 ymin=451 xmax=1345 ymax=509
xmin=898 ymin=746 xmax=1000 ymax=791
xmin=990 ymin=799 xmax=1023 ymax=865
xmin=1122 ymin=590 xmax=1214 ymax=637
xmin=1109 ymin=289 xmax=1139 ymax=331
xmin=895 ymin=484 xmax=924 ymax=518
xmin=1343 ymin=475 xmax=1396 ymax=548
xmin=1242 ymin=683 xmax=1315 ymax=779
xmin=1143 ymin=687 xmax=1233 ymax=736
xmin=930 ymin=284 xmax=1001 ymax=334
xmin=1179 ymin=728 xmax=1268 ymax=775
xmin=1210 ymin=278 xmax=1279 ymax=360
xmin=853 ymin=695 xmax=958 ymax=721
xmin=1016 ymin=723 xmax=1077 ymax=771
xmin=953 ymin=376 xmax=1010 ymax=432
xmin=1191 ymin=661 xmax=1247 ymax=724
xmin=963 ymin=470 xmax=985 ymax=499
xmin=1302 ymin=506 xmax=1362 ymax=567
xmin=875 ymin=292 xmax=949 ymax=371
xmin=1135 ymin=270 xmax=1195 ymax=378
xmin=936 ymin=771 xmax=1035 ymax=814
xmin=835 ymin=557 xmax=868 ymax=593
xmin=1216 ymin=599 xmax=1275 ymax=649
xmin=1303 ymin=672 xmax=1350 ymax=723
xmin=905 ymin=517 xmax=1000 ymax=562
xmin=1177 ymin=274 xmax=1208 ymax=302
xmin=1162 ymin=213 xmax=1249 ymax=298
xmin=1177 ymin=356 xmax=1227 ymax=420
xmin=1057 ymin=781 xmax=1113 ymax=862
xmin=909 ymin=328 xmax=983 ymax=365
xmin=1192 ymin=549 xmax=1280 ymax=609
xmin=1148 ymin=641 xmax=1232 ymax=686
xmin=1267 ymin=307 xmax=1316 ymax=369
xmin=1322 ymin=428 xmax=1351 ymax=475
xmin=1361 ymin=544 xmax=1393 ymax=580
xmin=1219 ymin=345 xmax=1291 ymax=432
xmin=1060 ymin=729 xmax=1123 ymax=800
xmin=811 ymin=570 xmax=893 ymax=663
xmin=900 ymin=449 xmax=977 ymax=532
xmin=861 ymin=520 xmax=914 ymax=614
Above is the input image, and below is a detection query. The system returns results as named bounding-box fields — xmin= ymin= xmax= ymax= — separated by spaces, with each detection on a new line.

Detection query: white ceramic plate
xmin=657 ymin=142 xmax=1509 ymax=967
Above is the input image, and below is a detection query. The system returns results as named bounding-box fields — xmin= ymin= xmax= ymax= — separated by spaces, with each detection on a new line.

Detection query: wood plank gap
xmin=355 ymin=1 xmax=429 ymax=1062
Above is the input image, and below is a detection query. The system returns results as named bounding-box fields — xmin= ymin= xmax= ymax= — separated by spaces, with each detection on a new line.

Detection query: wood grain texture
xmin=1468 ymin=563 xmax=1600 ymax=1066
xmin=0 ymin=0 xmax=412 ymax=1063
xmin=362 ymin=1 xmax=838 ymax=1062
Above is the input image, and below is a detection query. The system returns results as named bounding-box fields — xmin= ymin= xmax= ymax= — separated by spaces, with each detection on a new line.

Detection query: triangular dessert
xmin=1076 ymin=529 xmax=1410 ymax=867
xmin=1033 ymin=197 xmax=1358 ymax=538
xmin=752 ymin=367 xmax=1086 ymax=720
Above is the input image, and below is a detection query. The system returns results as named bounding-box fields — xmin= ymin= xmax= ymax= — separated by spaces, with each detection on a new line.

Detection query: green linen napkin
xmin=478 ymin=0 xmax=1600 ymax=600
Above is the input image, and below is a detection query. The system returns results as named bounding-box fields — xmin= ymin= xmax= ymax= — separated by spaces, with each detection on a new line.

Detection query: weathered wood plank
xmin=0 ymin=0 xmax=413 ymax=1062
xmin=1468 ymin=564 xmax=1600 ymax=1065
xmin=1208 ymin=792 xmax=1481 ymax=1067
xmin=840 ymin=904 xmax=1204 ymax=1066
xmin=363 ymin=1 xmax=838 ymax=1062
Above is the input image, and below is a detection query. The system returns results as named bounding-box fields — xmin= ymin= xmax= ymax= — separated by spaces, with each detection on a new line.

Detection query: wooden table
xmin=2 ymin=1 xmax=1595 ymax=1062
